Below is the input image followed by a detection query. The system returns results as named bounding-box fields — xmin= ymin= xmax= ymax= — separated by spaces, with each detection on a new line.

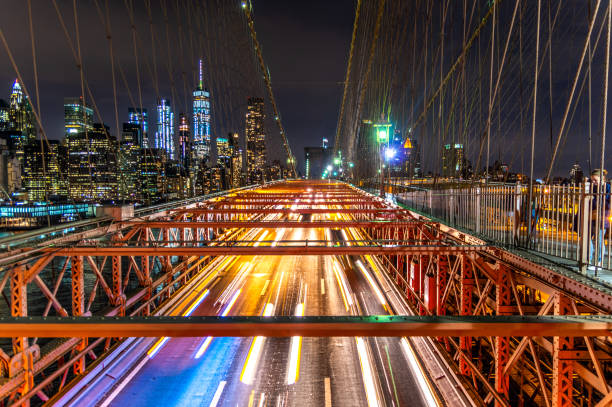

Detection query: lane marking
xmin=260 ymin=280 xmax=270 ymax=296
xmin=209 ymin=381 xmax=226 ymax=407
xmin=324 ymin=377 xmax=332 ymax=407
xmin=321 ymin=278 xmax=325 ymax=295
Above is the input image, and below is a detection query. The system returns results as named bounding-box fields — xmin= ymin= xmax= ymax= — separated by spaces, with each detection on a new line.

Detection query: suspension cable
xmin=333 ymin=0 xmax=363 ymax=157
xmin=243 ymin=2 xmax=296 ymax=177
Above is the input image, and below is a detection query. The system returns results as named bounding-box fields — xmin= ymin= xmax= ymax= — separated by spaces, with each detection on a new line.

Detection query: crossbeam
xmin=40 ymin=244 xmax=485 ymax=256
xmin=121 ymin=220 xmax=432 ymax=229
xmin=1 ymin=316 xmax=609 ymax=337
xmin=171 ymin=208 xmax=407 ymax=214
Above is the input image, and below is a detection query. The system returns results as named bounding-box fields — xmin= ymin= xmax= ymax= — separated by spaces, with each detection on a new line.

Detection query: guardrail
xmin=380 ymin=181 xmax=611 ymax=274
xmin=0 ymin=183 xmax=265 ymax=252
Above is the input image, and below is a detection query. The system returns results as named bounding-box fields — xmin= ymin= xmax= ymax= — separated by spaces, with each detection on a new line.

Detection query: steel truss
xmin=0 ymin=180 xmax=611 ymax=406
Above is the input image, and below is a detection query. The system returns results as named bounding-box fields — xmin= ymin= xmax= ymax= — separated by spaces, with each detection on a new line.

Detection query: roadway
xmin=92 ymin=224 xmax=433 ymax=406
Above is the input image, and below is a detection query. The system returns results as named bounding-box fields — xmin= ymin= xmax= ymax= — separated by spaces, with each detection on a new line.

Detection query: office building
xmin=24 ymin=140 xmax=67 ymax=202
xmin=246 ymin=97 xmax=266 ymax=183
xmin=441 ymin=143 xmax=464 ymax=178
xmin=156 ymin=98 xmax=175 ymax=159
xmin=64 ymin=97 xmax=93 ymax=136
xmin=67 ymin=123 xmax=117 ymax=201
xmin=140 ymin=148 xmax=166 ymax=204
xmin=128 ymin=107 xmax=148 ymax=148
xmin=193 ymin=59 xmax=211 ymax=164
xmin=178 ymin=113 xmax=191 ymax=171
xmin=0 ymin=99 xmax=10 ymax=131
xmin=216 ymin=134 xmax=231 ymax=166
xmin=119 ymin=123 xmax=142 ymax=201
xmin=304 ymin=146 xmax=331 ymax=179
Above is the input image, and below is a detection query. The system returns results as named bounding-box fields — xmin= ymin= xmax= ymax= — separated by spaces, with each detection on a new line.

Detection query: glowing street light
xmin=384 ymin=147 xmax=396 ymax=161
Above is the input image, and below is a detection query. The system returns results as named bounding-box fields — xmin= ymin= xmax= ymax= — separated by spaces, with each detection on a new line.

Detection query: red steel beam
xmin=171 ymin=208 xmax=407 ymax=214
xmin=120 ymin=220 xmax=432 ymax=229
xmin=1 ymin=316 xmax=610 ymax=337
xmin=40 ymin=245 xmax=488 ymax=257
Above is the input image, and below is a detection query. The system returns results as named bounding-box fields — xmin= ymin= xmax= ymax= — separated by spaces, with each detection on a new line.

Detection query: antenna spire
xmin=199 ymin=58 xmax=203 ymax=90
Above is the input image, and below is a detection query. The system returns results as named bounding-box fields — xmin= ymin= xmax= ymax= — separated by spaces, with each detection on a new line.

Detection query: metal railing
xmin=388 ymin=181 xmax=612 ymax=274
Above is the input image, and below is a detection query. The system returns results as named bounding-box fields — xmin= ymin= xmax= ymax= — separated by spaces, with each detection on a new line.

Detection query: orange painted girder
xmin=1 ymin=316 xmax=610 ymax=337
xmin=40 ymin=244 xmax=487 ymax=257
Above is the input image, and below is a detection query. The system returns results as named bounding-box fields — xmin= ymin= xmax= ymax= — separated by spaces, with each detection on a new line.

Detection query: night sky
xmin=0 ymin=1 xmax=610 ymax=177
xmin=0 ymin=0 xmax=355 ymax=175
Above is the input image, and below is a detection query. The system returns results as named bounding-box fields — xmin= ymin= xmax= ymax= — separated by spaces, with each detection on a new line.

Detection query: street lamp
xmin=373 ymin=121 xmax=392 ymax=197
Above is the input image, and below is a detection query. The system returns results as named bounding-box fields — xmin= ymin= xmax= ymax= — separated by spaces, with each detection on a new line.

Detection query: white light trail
xmin=287 ymin=302 xmax=304 ymax=385
xmin=400 ymin=338 xmax=439 ymax=407
xmin=209 ymin=380 xmax=226 ymax=407
xmin=221 ymin=289 xmax=241 ymax=317
xmin=194 ymin=336 xmax=213 ymax=359
xmin=240 ymin=303 xmax=275 ymax=385
xmin=183 ymin=289 xmax=209 ymax=317
xmin=355 ymin=260 xmax=387 ymax=308
xmin=356 ymin=337 xmax=381 ymax=407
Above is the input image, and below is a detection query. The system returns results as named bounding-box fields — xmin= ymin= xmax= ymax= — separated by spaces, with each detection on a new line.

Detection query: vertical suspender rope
xmin=528 ymin=0 xmax=542 ymax=246
xmin=243 ymin=2 xmax=296 ymax=177
xmin=333 ymin=0 xmax=363 ymax=159
xmin=545 ymin=0 xmax=603 ymax=182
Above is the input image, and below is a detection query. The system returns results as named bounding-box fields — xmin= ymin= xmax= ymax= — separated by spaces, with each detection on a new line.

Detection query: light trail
xmin=287 ymin=286 xmax=306 ymax=385
xmin=221 ymin=289 xmax=241 ymax=317
xmin=355 ymin=260 xmax=387 ymax=309
xmin=209 ymin=381 xmax=226 ymax=407
xmin=331 ymin=257 xmax=353 ymax=311
xmin=356 ymin=337 xmax=382 ymax=407
xmin=400 ymin=338 xmax=439 ymax=407
xmin=183 ymin=289 xmax=210 ymax=317
xmin=194 ymin=336 xmax=213 ymax=359
xmin=240 ymin=303 xmax=275 ymax=385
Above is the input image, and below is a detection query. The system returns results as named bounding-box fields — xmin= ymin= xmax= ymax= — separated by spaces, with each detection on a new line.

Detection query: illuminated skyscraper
xmin=67 ymin=123 xmax=117 ymax=201
xmin=24 ymin=140 xmax=67 ymax=201
xmin=119 ymin=123 xmax=142 ymax=201
xmin=246 ymin=97 xmax=266 ymax=182
xmin=64 ymin=97 xmax=93 ymax=136
xmin=9 ymin=80 xmax=36 ymax=161
xmin=128 ymin=107 xmax=148 ymax=148
xmin=441 ymin=143 xmax=464 ymax=178
xmin=228 ymin=132 xmax=243 ymax=187
xmin=155 ymin=98 xmax=175 ymax=159
xmin=178 ymin=113 xmax=191 ymax=170
xmin=216 ymin=134 xmax=231 ymax=166
xmin=192 ymin=59 xmax=211 ymax=164
xmin=0 ymin=99 xmax=9 ymax=131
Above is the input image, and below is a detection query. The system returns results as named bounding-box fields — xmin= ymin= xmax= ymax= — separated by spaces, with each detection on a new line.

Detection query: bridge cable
xmin=333 ymin=0 xmax=363 ymax=158
xmin=405 ymin=1 xmax=499 ymax=145
xmin=346 ymin=0 xmax=386 ymax=164
xmin=544 ymin=0 xmax=603 ymax=183
xmin=243 ymin=2 xmax=296 ymax=177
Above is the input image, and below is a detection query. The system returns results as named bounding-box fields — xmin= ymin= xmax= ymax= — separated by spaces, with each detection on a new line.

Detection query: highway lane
xmin=94 ymin=207 xmax=436 ymax=407
xmin=103 ymin=226 xmax=373 ymax=407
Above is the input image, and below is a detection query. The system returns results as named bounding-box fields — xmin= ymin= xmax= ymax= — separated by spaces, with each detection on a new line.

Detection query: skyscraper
xmin=128 ymin=107 xmax=148 ymax=148
xmin=67 ymin=123 xmax=117 ymax=201
xmin=0 ymin=99 xmax=9 ymax=131
xmin=441 ymin=143 xmax=464 ymax=178
xmin=24 ymin=140 xmax=67 ymax=201
xmin=216 ymin=134 xmax=231 ymax=166
xmin=64 ymin=97 xmax=94 ymax=136
xmin=155 ymin=98 xmax=175 ymax=159
xmin=193 ymin=59 xmax=211 ymax=164
xmin=246 ymin=97 xmax=266 ymax=182
xmin=178 ymin=113 xmax=191 ymax=171
xmin=9 ymin=80 xmax=36 ymax=161
xmin=119 ymin=123 xmax=142 ymax=201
